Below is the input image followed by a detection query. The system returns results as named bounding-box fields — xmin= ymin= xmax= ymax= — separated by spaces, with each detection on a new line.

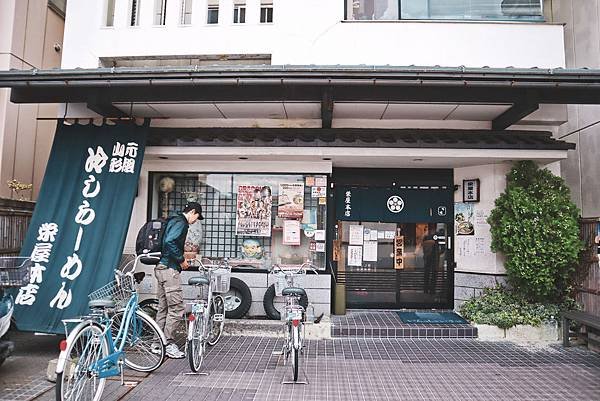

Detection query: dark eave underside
xmin=147 ymin=128 xmax=574 ymax=151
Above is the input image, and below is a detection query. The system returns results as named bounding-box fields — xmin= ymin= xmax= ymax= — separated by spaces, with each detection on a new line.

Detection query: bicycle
xmin=270 ymin=262 xmax=317 ymax=383
xmin=186 ymin=258 xmax=230 ymax=373
xmin=55 ymin=252 xmax=167 ymax=401
xmin=0 ymin=257 xmax=32 ymax=367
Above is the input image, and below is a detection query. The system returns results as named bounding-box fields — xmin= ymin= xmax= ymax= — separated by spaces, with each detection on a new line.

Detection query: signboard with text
xmin=14 ymin=123 xmax=147 ymax=334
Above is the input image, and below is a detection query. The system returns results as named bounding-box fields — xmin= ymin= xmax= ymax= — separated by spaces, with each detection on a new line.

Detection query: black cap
xmin=183 ymin=202 xmax=204 ymax=220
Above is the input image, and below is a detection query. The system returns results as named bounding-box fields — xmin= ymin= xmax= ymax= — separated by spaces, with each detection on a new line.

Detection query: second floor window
xmin=154 ymin=0 xmax=167 ymax=25
xmin=260 ymin=1 xmax=273 ymax=23
xmin=130 ymin=0 xmax=141 ymax=26
xmin=105 ymin=0 xmax=115 ymax=26
xmin=180 ymin=0 xmax=193 ymax=24
xmin=207 ymin=2 xmax=219 ymax=24
xmin=233 ymin=4 xmax=246 ymax=24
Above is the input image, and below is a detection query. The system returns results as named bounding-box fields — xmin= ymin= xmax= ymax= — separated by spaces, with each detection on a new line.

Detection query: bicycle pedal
xmin=213 ymin=314 xmax=224 ymax=322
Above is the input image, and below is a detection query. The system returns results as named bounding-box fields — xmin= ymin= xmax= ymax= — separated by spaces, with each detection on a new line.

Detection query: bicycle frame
xmin=91 ymin=289 xmax=139 ymax=379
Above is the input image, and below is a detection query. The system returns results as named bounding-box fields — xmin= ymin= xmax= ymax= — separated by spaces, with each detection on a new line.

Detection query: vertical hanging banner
xmin=14 ymin=122 xmax=147 ymax=334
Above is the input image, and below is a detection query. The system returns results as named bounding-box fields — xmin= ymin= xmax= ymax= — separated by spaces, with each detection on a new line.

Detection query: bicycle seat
xmin=88 ymin=299 xmax=116 ymax=309
xmin=140 ymin=255 xmax=160 ymax=265
xmin=188 ymin=276 xmax=209 ymax=286
xmin=281 ymin=287 xmax=306 ymax=297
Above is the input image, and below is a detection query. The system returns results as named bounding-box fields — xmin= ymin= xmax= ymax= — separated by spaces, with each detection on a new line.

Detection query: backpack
xmin=135 ymin=218 xmax=168 ymax=255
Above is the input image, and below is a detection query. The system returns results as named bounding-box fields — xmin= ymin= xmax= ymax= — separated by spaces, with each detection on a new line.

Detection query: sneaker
xmin=151 ymin=342 xmax=162 ymax=355
xmin=166 ymin=343 xmax=185 ymax=359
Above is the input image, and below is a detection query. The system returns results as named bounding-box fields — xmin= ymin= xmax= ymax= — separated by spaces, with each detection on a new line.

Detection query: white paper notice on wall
xmin=377 ymin=231 xmax=385 ymax=240
xmin=363 ymin=241 xmax=378 ymax=262
xmin=370 ymin=230 xmax=378 ymax=241
xmin=348 ymin=245 xmax=363 ymax=266
xmin=384 ymin=231 xmax=395 ymax=240
xmin=316 ymin=242 xmax=326 ymax=253
xmin=349 ymin=225 xmax=364 ymax=245
xmin=314 ymin=230 xmax=325 ymax=241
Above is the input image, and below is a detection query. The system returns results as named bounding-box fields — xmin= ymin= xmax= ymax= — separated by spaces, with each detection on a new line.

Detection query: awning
xmin=3 ymin=65 xmax=600 ymax=129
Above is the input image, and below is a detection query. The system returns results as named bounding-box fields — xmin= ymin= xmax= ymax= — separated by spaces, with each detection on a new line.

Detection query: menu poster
xmin=348 ymin=245 xmax=363 ymax=267
xmin=278 ymin=183 xmax=304 ymax=218
xmin=305 ymin=176 xmax=315 ymax=187
xmin=394 ymin=236 xmax=404 ymax=270
xmin=349 ymin=225 xmax=364 ymax=245
xmin=363 ymin=241 xmax=378 ymax=262
xmin=283 ymin=219 xmax=301 ymax=245
xmin=236 ymin=185 xmax=272 ymax=237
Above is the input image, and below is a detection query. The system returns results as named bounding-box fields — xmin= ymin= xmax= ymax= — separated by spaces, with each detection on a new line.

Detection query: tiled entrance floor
xmin=37 ymin=335 xmax=600 ymax=401
xmin=332 ymin=310 xmax=477 ymax=338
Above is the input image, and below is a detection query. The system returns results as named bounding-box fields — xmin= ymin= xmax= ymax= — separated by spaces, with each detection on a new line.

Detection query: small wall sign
xmin=463 ymin=179 xmax=480 ymax=203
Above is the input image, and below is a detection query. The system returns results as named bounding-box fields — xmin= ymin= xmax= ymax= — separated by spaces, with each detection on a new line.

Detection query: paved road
xmin=4 ymin=334 xmax=600 ymax=401
xmin=0 ymin=329 xmax=62 ymax=401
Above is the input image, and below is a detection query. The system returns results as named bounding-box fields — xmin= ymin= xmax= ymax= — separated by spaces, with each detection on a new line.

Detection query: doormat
xmin=397 ymin=311 xmax=468 ymax=325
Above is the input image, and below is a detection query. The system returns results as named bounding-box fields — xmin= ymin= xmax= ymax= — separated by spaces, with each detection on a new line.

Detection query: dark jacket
xmin=159 ymin=214 xmax=189 ymax=271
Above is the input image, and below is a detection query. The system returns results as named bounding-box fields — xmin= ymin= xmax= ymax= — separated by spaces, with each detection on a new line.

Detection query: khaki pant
xmin=154 ymin=265 xmax=184 ymax=343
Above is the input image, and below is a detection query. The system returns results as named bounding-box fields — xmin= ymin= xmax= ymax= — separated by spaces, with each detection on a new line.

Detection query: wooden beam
xmin=321 ymin=90 xmax=333 ymax=129
xmin=492 ymin=101 xmax=539 ymax=130
xmin=86 ymin=102 xmax=127 ymax=117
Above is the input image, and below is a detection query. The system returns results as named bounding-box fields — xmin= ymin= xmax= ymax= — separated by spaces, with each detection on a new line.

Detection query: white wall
xmin=62 ymin=0 xmax=565 ymax=69
xmin=453 ymin=163 xmax=510 ymax=275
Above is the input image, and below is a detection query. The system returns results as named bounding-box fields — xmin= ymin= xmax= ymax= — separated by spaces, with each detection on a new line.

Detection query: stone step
xmin=224 ymin=317 xmax=332 ymax=340
xmin=331 ymin=325 xmax=478 ymax=339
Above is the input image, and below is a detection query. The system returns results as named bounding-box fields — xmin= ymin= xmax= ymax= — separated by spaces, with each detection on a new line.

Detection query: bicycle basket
xmin=0 ymin=257 xmax=32 ymax=287
xmin=88 ymin=274 xmax=134 ymax=309
xmin=211 ymin=267 xmax=231 ymax=293
xmin=274 ymin=272 xmax=303 ymax=297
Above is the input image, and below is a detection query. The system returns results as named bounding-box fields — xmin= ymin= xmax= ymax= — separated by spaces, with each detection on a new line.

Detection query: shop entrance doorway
xmin=332 ymin=168 xmax=454 ymax=309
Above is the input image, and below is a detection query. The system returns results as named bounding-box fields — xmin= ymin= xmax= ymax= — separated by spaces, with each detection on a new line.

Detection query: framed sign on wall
xmin=463 ymin=179 xmax=480 ymax=203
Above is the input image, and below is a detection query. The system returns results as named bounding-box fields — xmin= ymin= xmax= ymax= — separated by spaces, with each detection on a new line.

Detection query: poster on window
xmin=455 ymin=202 xmax=475 ymax=236
xmin=283 ymin=219 xmax=301 ymax=245
xmin=278 ymin=183 xmax=304 ymax=218
xmin=348 ymin=245 xmax=363 ymax=267
xmin=236 ymin=185 xmax=272 ymax=237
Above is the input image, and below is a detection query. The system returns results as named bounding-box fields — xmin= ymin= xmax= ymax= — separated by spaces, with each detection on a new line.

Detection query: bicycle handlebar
xmin=270 ymin=262 xmax=319 ymax=275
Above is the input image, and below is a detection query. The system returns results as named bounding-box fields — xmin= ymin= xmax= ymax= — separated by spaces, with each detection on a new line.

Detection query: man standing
xmin=154 ymin=202 xmax=203 ymax=358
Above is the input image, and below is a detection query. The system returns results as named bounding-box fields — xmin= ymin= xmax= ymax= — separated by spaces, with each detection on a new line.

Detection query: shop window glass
xmin=151 ymin=173 xmax=328 ymax=270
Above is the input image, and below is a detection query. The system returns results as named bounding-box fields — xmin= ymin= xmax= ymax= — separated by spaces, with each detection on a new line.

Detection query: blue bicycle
xmin=55 ymin=252 xmax=167 ymax=401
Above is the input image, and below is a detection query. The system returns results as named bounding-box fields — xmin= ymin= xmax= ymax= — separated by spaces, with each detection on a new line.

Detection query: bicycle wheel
xmin=291 ymin=326 xmax=300 ymax=382
xmin=56 ymin=322 xmax=108 ymax=401
xmin=187 ymin=314 xmax=205 ymax=372
xmin=110 ymin=310 xmax=165 ymax=372
xmin=207 ymin=295 xmax=225 ymax=346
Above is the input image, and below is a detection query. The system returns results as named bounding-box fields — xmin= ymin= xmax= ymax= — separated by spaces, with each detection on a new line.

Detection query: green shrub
xmin=460 ymin=286 xmax=577 ymax=329
xmin=487 ymin=161 xmax=582 ymax=303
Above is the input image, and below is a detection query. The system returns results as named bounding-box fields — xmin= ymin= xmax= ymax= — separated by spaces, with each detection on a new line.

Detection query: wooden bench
xmin=562 ymin=310 xmax=600 ymax=347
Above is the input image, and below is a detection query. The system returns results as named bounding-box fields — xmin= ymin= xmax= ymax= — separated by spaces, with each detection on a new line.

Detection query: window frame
xmin=180 ymin=0 xmax=193 ymax=25
xmin=207 ymin=5 xmax=219 ymax=24
xmin=260 ymin=5 xmax=273 ymax=23
xmin=233 ymin=5 xmax=246 ymax=24
xmin=104 ymin=0 xmax=116 ymax=27
xmin=154 ymin=0 xmax=168 ymax=26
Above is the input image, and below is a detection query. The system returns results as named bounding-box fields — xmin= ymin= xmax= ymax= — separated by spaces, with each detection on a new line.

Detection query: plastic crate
xmin=0 ymin=257 xmax=32 ymax=287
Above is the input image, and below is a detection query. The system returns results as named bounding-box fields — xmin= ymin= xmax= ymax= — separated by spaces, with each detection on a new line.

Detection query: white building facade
xmin=2 ymin=0 xmax=585 ymax=319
